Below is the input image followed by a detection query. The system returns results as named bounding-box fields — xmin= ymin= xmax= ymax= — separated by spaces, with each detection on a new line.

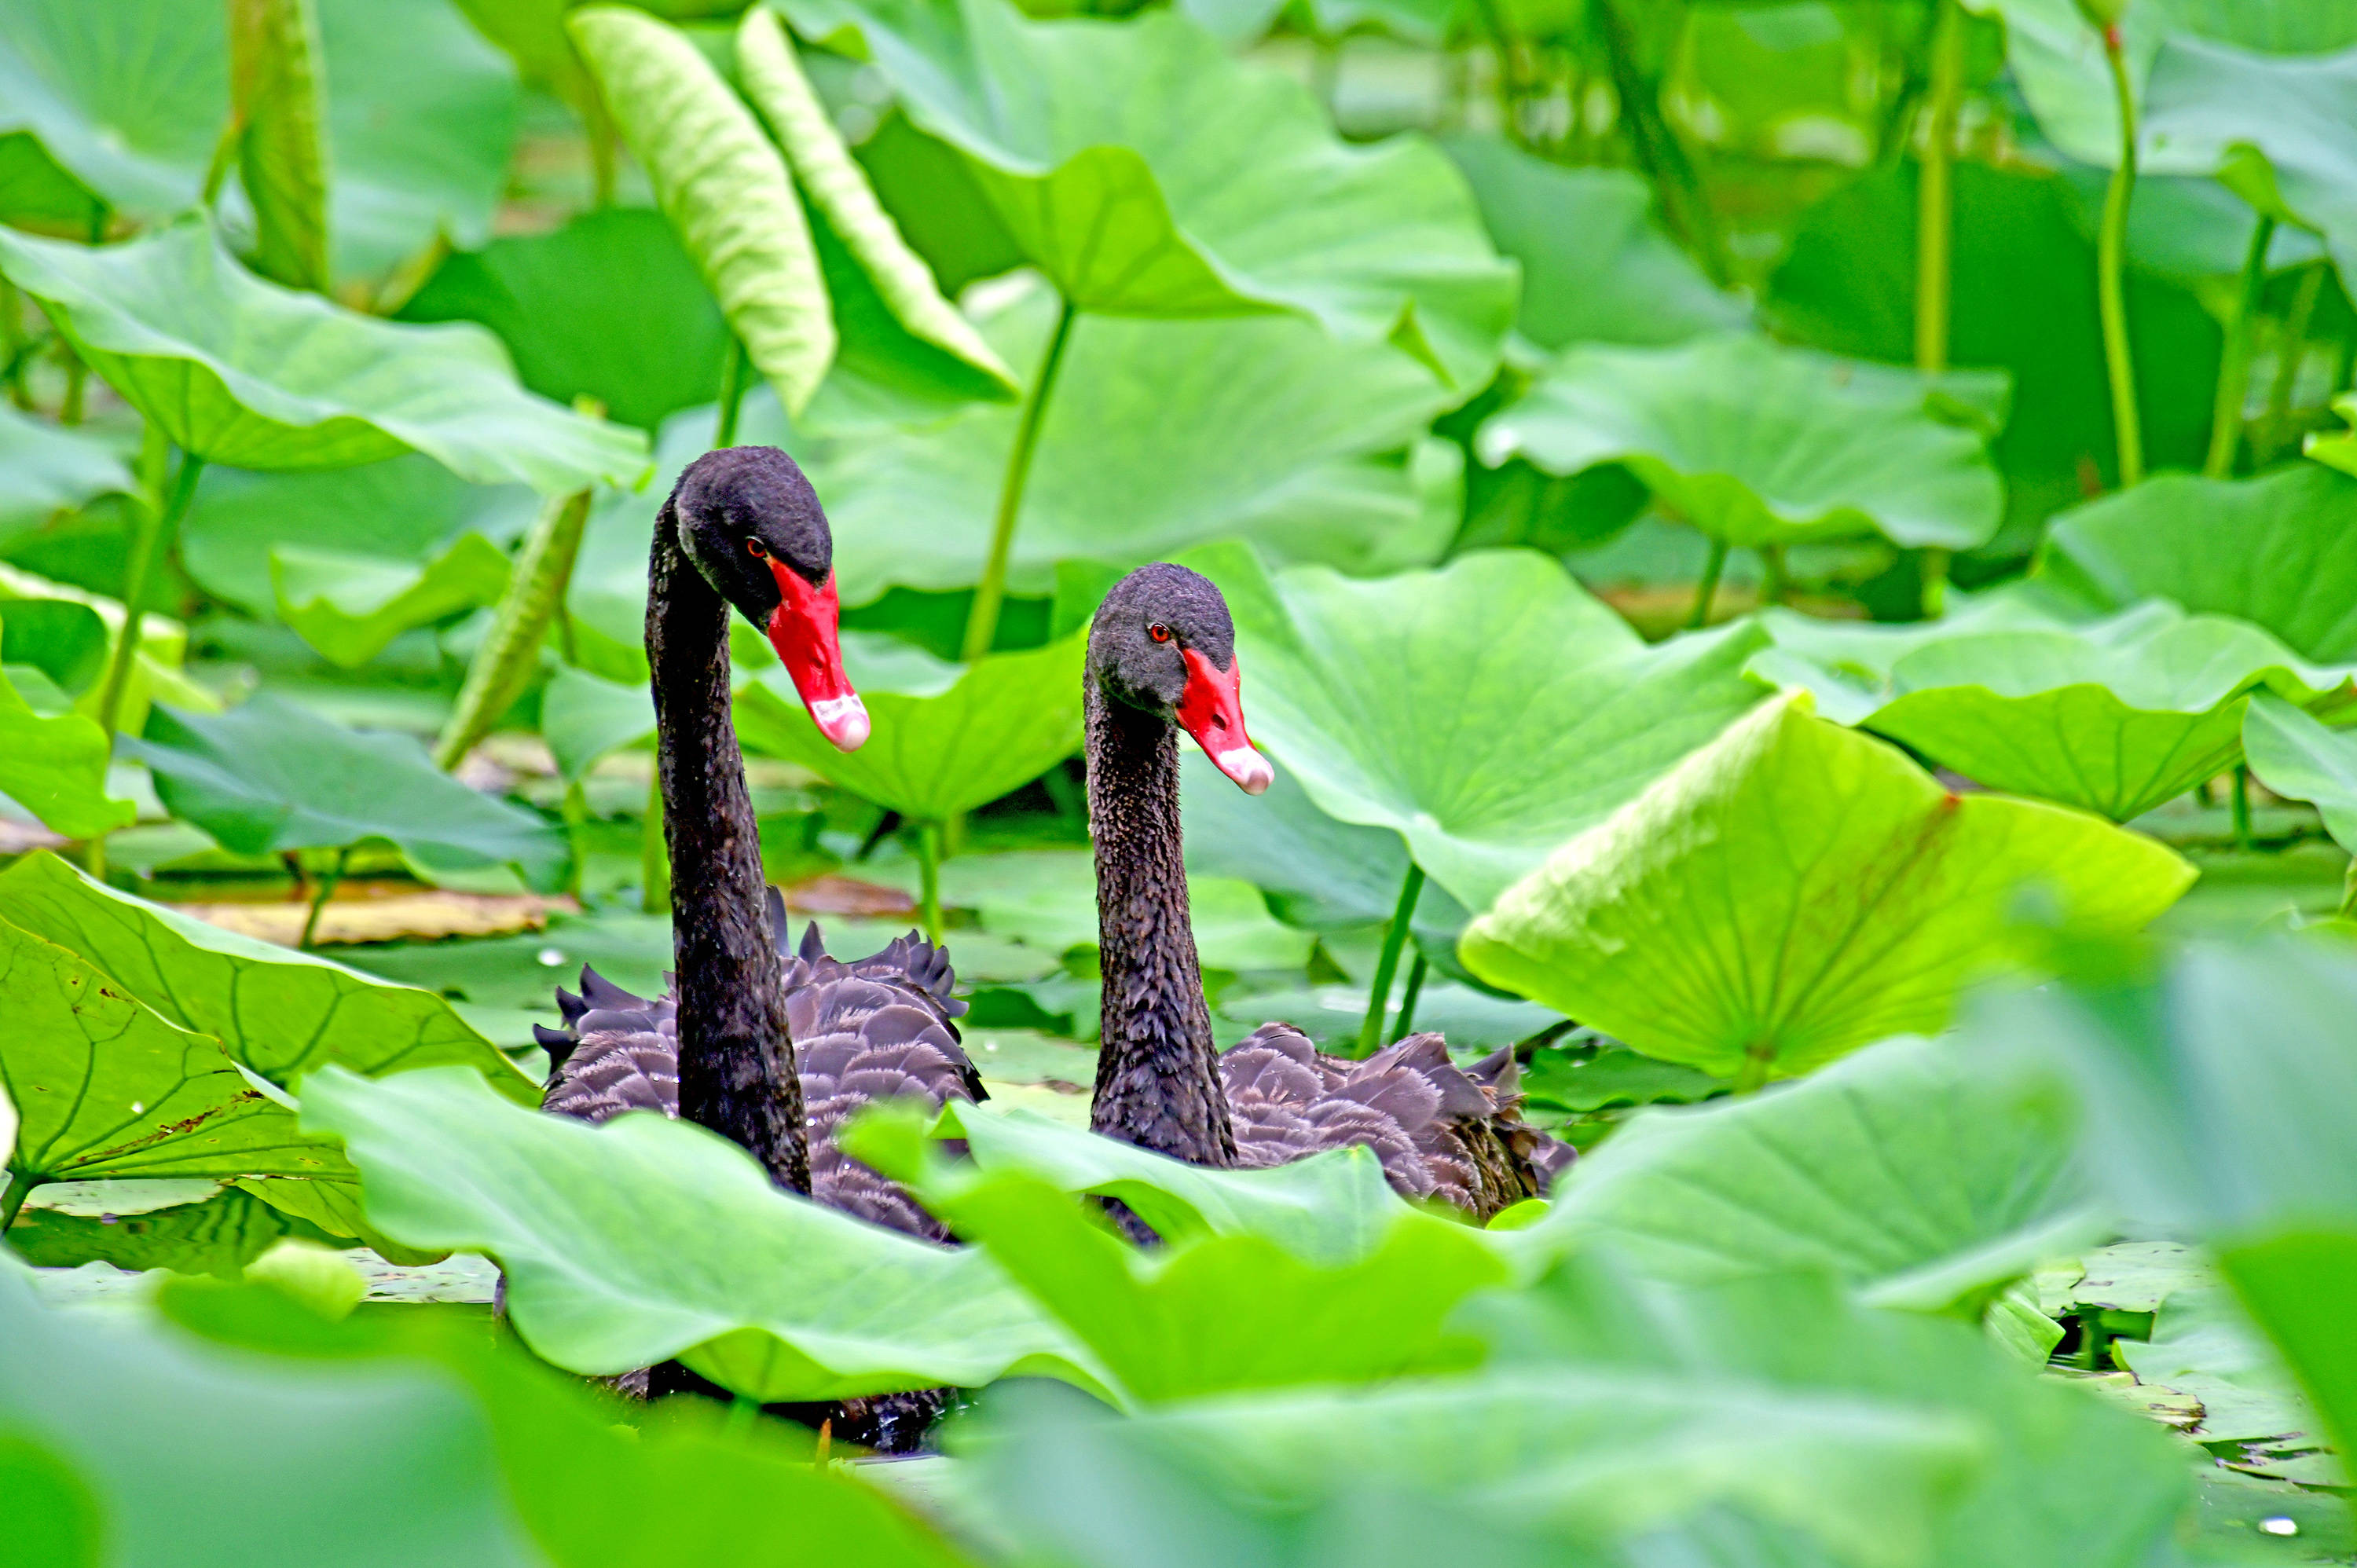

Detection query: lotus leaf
xmin=0 ymin=851 xmax=533 ymax=1100
xmin=400 ymin=208 xmax=731 ymax=434
xmin=0 ymin=405 xmax=133 ymax=533
xmin=0 ymin=561 xmax=211 ymax=733
xmin=272 ymin=532 xmax=511 ymax=670
xmin=2243 ymin=691 xmax=2357 ymax=852
xmin=2111 ymin=1284 xmax=2323 ymax=1449
xmin=0 ymin=641 xmax=132 ymax=839
xmin=539 ymin=665 xmax=654 ymax=785
xmin=1523 ymin=1035 xmax=2097 ymax=1311
xmin=0 ymin=916 xmax=354 ymax=1189
xmin=1477 ymin=333 xmax=2005 ymax=551
xmin=0 ymin=0 xmax=519 ymax=282
xmin=300 ymin=1064 xmax=1109 ymax=1401
xmin=782 ymin=0 xmax=1514 ymax=386
xmin=733 ymin=631 xmax=1084 ymax=822
xmin=1751 ymin=601 xmax=2357 ymax=821
xmin=1461 ymin=694 xmax=2196 ymax=1084
xmin=736 ymin=7 xmax=1016 ymax=400
xmin=0 ymin=218 xmax=648 ymax=492
xmin=6 ymin=1182 xmax=332 ymax=1277
xmin=569 ymin=5 xmax=833 ymax=416
xmin=1189 ymin=542 xmax=1771 ymax=914
xmin=126 ymin=695 xmax=570 ymax=892
xmin=1439 ymin=134 xmax=1745 ymax=350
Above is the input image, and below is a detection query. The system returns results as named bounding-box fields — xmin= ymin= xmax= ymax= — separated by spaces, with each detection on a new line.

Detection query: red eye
xmin=746 ymin=539 xmax=768 ymax=557
xmin=1148 ymin=623 xmax=1171 ymax=643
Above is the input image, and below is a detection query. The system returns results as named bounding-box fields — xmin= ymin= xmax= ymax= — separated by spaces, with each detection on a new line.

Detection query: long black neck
xmin=1087 ymin=681 xmax=1237 ymax=1167
xmin=647 ymin=507 xmax=808 ymax=1192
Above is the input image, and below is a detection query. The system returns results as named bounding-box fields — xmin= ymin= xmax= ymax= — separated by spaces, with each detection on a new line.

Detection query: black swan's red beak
xmin=1178 ymin=647 xmax=1273 ymax=794
xmin=764 ymin=561 xmax=868 ymax=752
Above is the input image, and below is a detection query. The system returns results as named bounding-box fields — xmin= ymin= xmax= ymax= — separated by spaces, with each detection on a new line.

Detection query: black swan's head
xmin=669 ymin=445 xmax=867 ymax=752
xmin=1088 ymin=563 xmax=1273 ymax=794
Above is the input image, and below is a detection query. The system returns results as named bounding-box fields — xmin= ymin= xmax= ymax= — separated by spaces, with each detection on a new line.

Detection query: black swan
xmin=1084 ymin=564 xmax=1574 ymax=1219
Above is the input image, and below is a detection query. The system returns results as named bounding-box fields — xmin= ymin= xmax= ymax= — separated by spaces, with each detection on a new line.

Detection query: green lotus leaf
xmin=2039 ymin=467 xmax=2357 ymax=661
xmin=0 ymin=562 xmax=211 ymax=735
xmin=0 ymin=405 xmax=134 ymax=535
xmin=1752 ymin=601 xmax=2357 ymax=821
xmin=181 ymin=456 xmax=538 ymax=620
xmin=272 ymin=531 xmax=511 ymax=669
xmin=300 ymin=1064 xmax=1110 ymax=1402
xmin=0 ymin=918 xmax=354 ymax=1189
xmin=569 ymin=5 xmax=834 ymax=416
xmin=0 ymin=0 xmax=519 ymax=282
xmin=798 ymin=286 xmax=1465 ymax=605
xmin=778 ymin=0 xmax=1514 ymax=386
xmin=2110 ymin=1283 xmax=2323 ymax=1449
xmin=1439 ymin=134 xmax=1745 ymax=350
xmin=2244 ymin=691 xmax=2357 ymax=852
xmin=229 ymin=0 xmax=332 ymax=293
xmin=2311 ymin=396 xmax=2357 ymax=485
xmin=736 ymin=5 xmax=1016 ymax=399
xmin=0 ymin=636 xmax=132 ymax=840
xmin=400 ymin=208 xmax=731 ymax=435
xmin=0 ymin=219 xmax=648 ymax=492
xmin=1523 ymin=1035 xmax=2098 ymax=1312
xmin=6 ymin=1182 xmax=334 ymax=1277
xmin=538 ymin=664 xmax=654 ymax=784
xmin=1 ymin=1262 xmax=972 ymax=1568
xmin=1461 ymin=694 xmax=2196 ymax=1084
xmin=734 ymin=630 xmax=1084 ymax=822
xmin=1477 ymin=333 xmax=2005 ymax=551
xmin=0 ymin=850 xmax=533 ymax=1100
xmin=1188 ymin=543 xmax=1772 ymax=914
xmin=125 ymin=694 xmax=570 ymax=892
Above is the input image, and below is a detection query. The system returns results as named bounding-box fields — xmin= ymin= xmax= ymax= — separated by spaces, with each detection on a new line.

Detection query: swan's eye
xmin=1148 ymin=623 xmax=1171 ymax=643
xmin=746 ymin=539 xmax=768 ymax=558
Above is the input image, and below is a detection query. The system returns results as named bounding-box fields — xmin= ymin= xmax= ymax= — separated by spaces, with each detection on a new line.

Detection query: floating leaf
xmin=6 ymin=1183 xmax=332 ymax=1277
xmin=2043 ymin=467 xmax=2357 ymax=662
xmin=0 ymin=405 xmax=134 ymax=535
xmin=0 ymin=218 xmax=648 ymax=492
xmin=1190 ymin=543 xmax=1770 ymax=913
xmin=0 ymin=850 xmax=534 ymax=1100
xmin=734 ymin=631 xmax=1084 ymax=822
xmin=1753 ymin=601 xmax=2357 ymax=821
xmin=1461 ymin=694 xmax=2195 ymax=1083
xmin=301 ymin=1064 xmax=1108 ymax=1402
xmin=790 ymin=0 xmax=1515 ymax=385
xmin=735 ymin=5 xmax=1015 ymax=398
xmin=568 ymin=4 xmax=834 ymax=416
xmin=0 ymin=917 xmax=352 ymax=1188
xmin=272 ymin=531 xmax=511 ymax=669
xmin=229 ymin=0 xmax=332 ymax=293
xmin=0 ymin=638 xmax=132 ymax=839
xmin=125 ymin=694 xmax=570 ymax=892
xmin=1478 ymin=333 xmax=2005 ymax=551
xmin=1439 ymin=134 xmax=1745 ymax=350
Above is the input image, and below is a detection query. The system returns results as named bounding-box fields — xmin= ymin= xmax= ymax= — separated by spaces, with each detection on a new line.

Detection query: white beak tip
xmin=1219 ymin=746 xmax=1274 ymax=796
xmin=811 ymin=694 xmax=870 ymax=753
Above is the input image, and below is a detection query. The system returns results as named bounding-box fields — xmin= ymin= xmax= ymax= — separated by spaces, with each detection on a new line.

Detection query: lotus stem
xmin=641 ymin=769 xmax=670 ymax=914
xmin=434 ymin=488 xmax=594 ymax=771
xmin=1758 ymin=544 xmax=1788 ymax=608
xmin=1387 ymin=951 xmax=1429 ymax=1045
xmin=0 ymin=277 xmax=27 ymax=411
xmin=1732 ymin=1043 xmax=1775 ymax=1095
xmin=58 ymin=352 xmax=86 ymax=426
xmin=916 ymin=820 xmax=944 ymax=946
xmin=95 ymin=448 xmax=205 ymax=746
xmin=2095 ymin=25 xmax=2143 ymax=487
xmin=714 ymin=333 xmax=749 ymax=449
xmin=2231 ymin=764 xmax=2253 ymax=851
xmin=2260 ymin=259 xmax=2326 ymax=464
xmin=2206 ymin=214 xmax=2275 ymax=478
xmin=1687 ymin=537 xmax=1729 ymax=630
xmin=1592 ymin=0 xmax=1725 ymax=284
xmin=0 ymin=1169 xmax=34 ymax=1236
xmin=1915 ymin=0 xmax=1963 ymax=376
xmin=1920 ymin=548 xmax=1950 ymax=619
xmin=297 ymin=844 xmax=352 ymax=951
xmin=963 ymin=295 xmax=1079 ymax=664
xmin=1356 ymin=862 xmax=1426 ymax=1058
xmin=2338 ymin=853 xmax=2357 ymax=921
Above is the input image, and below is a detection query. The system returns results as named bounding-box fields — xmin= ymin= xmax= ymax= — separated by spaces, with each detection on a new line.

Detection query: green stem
xmin=1592 ymin=0 xmax=1726 ymax=284
xmin=2205 ymin=214 xmax=2276 ymax=478
xmin=725 ymin=1393 xmax=761 ymax=1434
xmin=714 ymin=335 xmax=749 ymax=450
xmin=2260 ymin=260 xmax=2326 ymax=464
xmin=1387 ymin=951 xmax=1429 ymax=1045
xmin=1757 ymin=544 xmax=1788 ymax=608
xmin=962 ymin=295 xmax=1079 ymax=664
xmin=916 ymin=820 xmax=944 ymax=946
xmin=562 ymin=780 xmax=589 ymax=901
xmin=0 ymin=277 xmax=27 ymax=411
xmin=297 ymin=844 xmax=352 ymax=951
xmin=1687 ymin=537 xmax=1729 ymax=630
xmin=1915 ymin=0 xmax=1963 ymax=376
xmin=1920 ymin=547 xmax=1951 ymax=619
xmin=59 ymin=352 xmax=86 ymax=426
xmin=641 ymin=769 xmax=671 ymax=915
xmin=2095 ymin=28 xmax=2143 ymax=487
xmin=94 ymin=449 xmax=204 ymax=746
xmin=2232 ymin=764 xmax=2254 ymax=852
xmin=200 ymin=114 xmax=241 ymax=209
xmin=1732 ymin=1043 xmax=1775 ymax=1095
xmin=2338 ymin=852 xmax=2356 ymax=921
xmin=1355 ymin=863 xmax=1426 ymax=1058
xmin=0 ymin=1169 xmax=35 ymax=1236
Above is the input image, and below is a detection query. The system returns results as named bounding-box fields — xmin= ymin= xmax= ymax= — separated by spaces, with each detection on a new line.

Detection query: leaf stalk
xmin=1915 ymin=0 xmax=1963 ymax=377
xmin=2205 ymin=214 xmax=2275 ymax=478
xmin=1356 ymin=862 xmax=1426 ymax=1058
xmin=1687 ymin=537 xmax=1730 ymax=630
xmin=963 ymin=295 xmax=1079 ymax=664
xmin=2095 ymin=28 xmax=2143 ymax=486
xmin=95 ymin=447 xmax=206 ymax=746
